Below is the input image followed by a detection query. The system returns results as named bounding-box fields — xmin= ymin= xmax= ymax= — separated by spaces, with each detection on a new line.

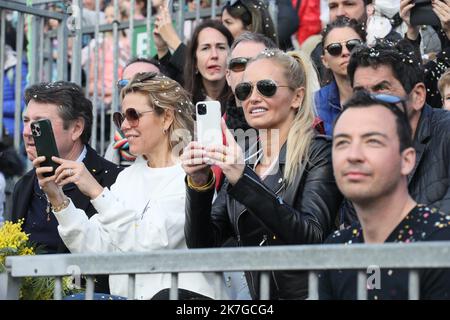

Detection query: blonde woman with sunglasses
xmin=33 ymin=72 xmax=224 ymax=300
xmin=182 ymin=49 xmax=343 ymax=300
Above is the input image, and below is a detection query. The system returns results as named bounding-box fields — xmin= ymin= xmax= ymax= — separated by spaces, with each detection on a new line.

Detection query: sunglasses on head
xmin=369 ymin=93 xmax=408 ymax=117
xmin=117 ymin=72 xmax=159 ymax=91
xmin=112 ymin=107 xmax=154 ymax=128
xmin=228 ymin=57 xmax=250 ymax=72
xmin=325 ymin=39 xmax=363 ymax=57
xmin=235 ymin=79 xmax=289 ymax=101
xmin=117 ymin=79 xmax=129 ymax=91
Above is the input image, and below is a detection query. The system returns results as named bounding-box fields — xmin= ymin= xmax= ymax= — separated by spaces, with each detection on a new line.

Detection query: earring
xmin=163 ymin=128 xmax=168 ymax=135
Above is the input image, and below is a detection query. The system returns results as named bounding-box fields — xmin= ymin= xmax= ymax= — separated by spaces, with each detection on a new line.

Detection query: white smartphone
xmin=195 ymin=100 xmax=223 ymax=147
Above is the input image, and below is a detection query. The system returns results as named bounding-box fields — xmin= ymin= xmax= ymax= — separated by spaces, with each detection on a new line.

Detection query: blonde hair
xmin=438 ymin=68 xmax=450 ymax=98
xmin=121 ymin=72 xmax=194 ymax=152
xmin=250 ymin=49 xmax=317 ymax=185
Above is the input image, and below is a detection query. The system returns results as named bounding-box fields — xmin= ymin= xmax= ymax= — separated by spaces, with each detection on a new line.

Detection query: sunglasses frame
xmin=117 ymin=79 xmax=129 ymax=91
xmin=235 ymin=79 xmax=289 ymax=101
xmin=369 ymin=93 xmax=408 ymax=118
xmin=117 ymin=72 xmax=159 ymax=91
xmin=228 ymin=57 xmax=251 ymax=72
xmin=227 ymin=0 xmax=240 ymax=6
xmin=113 ymin=107 xmax=154 ymax=128
xmin=325 ymin=39 xmax=363 ymax=57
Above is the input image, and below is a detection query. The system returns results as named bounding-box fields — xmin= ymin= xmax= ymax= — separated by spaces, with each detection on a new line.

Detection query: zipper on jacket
xmin=259 ymin=234 xmax=281 ymax=294
xmin=259 ymin=234 xmax=268 ymax=246
xmin=235 ymin=173 xmax=286 ymax=299
xmin=235 ymin=174 xmax=285 ymax=231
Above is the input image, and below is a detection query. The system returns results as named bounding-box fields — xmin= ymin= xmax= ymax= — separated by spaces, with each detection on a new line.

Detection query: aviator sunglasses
xmin=228 ymin=57 xmax=251 ymax=72
xmin=235 ymin=79 xmax=289 ymax=101
xmin=325 ymin=39 xmax=363 ymax=57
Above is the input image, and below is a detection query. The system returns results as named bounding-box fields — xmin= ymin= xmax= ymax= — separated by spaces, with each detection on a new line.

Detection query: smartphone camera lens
xmin=197 ymin=103 xmax=207 ymax=115
xmin=31 ymin=124 xmax=41 ymax=136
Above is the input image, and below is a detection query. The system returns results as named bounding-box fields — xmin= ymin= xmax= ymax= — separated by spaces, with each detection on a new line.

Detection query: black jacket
xmin=12 ymin=145 xmax=121 ymax=247
xmin=185 ymin=135 xmax=343 ymax=299
xmin=11 ymin=145 xmax=121 ymax=293
xmin=156 ymin=44 xmax=186 ymax=86
xmin=408 ymin=104 xmax=450 ymax=213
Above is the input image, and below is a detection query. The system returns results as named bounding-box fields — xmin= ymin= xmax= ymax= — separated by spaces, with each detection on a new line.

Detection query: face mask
xmin=374 ymin=0 xmax=400 ymax=19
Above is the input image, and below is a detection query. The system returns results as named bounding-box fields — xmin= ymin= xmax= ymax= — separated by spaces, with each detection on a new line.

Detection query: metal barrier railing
xmin=2 ymin=242 xmax=450 ymax=300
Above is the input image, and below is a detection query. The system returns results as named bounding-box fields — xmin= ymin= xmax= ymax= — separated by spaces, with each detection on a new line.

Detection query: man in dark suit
xmin=11 ymin=81 xmax=121 ymax=293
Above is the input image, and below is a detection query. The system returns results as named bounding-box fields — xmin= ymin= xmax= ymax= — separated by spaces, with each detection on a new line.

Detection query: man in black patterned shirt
xmin=319 ymin=90 xmax=450 ymax=300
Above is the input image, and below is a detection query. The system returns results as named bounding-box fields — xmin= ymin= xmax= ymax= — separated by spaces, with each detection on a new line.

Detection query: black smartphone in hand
xmin=410 ymin=0 xmax=441 ymax=26
xmin=31 ymin=119 xmax=60 ymax=177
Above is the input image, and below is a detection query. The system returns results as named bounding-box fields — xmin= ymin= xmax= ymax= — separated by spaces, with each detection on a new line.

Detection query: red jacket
xmin=292 ymin=0 xmax=322 ymax=45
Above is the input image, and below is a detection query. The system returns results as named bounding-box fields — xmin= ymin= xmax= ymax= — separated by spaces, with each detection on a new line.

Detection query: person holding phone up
xmin=400 ymin=0 xmax=450 ymax=107
xmin=182 ymin=49 xmax=343 ymax=300
xmin=12 ymin=81 xmax=121 ymax=294
xmin=33 ymin=73 xmax=224 ymax=300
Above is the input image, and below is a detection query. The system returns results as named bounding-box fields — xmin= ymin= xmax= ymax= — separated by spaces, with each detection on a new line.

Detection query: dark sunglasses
xmin=112 ymin=107 xmax=154 ymax=128
xmin=235 ymin=79 xmax=289 ymax=101
xmin=228 ymin=57 xmax=250 ymax=72
xmin=325 ymin=39 xmax=363 ymax=57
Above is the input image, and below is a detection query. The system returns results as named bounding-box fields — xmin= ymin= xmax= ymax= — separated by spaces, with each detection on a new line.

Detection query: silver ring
xmin=67 ymin=169 xmax=73 ymax=176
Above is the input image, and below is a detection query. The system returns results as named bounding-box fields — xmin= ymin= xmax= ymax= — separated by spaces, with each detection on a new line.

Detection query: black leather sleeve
xmin=184 ymin=179 xmax=234 ymax=248
xmin=227 ymin=138 xmax=342 ymax=245
xmin=155 ymin=44 xmax=186 ymax=86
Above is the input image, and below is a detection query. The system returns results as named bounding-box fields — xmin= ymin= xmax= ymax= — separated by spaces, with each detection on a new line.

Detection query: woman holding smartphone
xmin=182 ymin=49 xmax=343 ymax=299
xmin=314 ymin=17 xmax=366 ymax=135
xmin=33 ymin=72 xmax=223 ymax=300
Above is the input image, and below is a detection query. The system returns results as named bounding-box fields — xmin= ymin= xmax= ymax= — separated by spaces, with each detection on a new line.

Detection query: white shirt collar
xmin=75 ymin=145 xmax=88 ymax=163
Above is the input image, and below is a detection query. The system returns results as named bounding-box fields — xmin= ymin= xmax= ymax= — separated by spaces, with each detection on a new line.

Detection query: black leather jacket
xmin=185 ymin=135 xmax=343 ymax=299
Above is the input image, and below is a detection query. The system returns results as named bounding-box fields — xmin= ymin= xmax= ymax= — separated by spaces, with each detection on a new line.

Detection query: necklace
xmin=137 ymin=165 xmax=182 ymax=222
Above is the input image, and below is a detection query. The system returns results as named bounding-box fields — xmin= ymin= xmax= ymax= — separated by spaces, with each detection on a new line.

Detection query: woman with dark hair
xmin=183 ymin=19 xmax=234 ymax=110
xmin=314 ymin=17 xmax=366 ymax=136
xmin=221 ymin=0 xmax=278 ymax=47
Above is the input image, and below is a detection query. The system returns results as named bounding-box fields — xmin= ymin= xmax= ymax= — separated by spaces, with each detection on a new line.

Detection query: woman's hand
xmin=181 ymin=141 xmax=212 ymax=186
xmin=153 ymin=29 xmax=169 ymax=57
xmin=204 ymin=120 xmax=245 ymax=186
xmin=400 ymin=0 xmax=420 ymax=40
xmin=33 ymin=156 xmax=66 ymax=206
xmin=52 ymin=157 xmax=104 ymax=200
xmin=154 ymin=6 xmax=182 ymax=51
xmin=433 ymin=0 xmax=450 ymax=39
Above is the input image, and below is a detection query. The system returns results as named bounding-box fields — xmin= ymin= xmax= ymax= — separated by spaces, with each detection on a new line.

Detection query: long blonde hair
xmin=249 ymin=49 xmax=317 ymax=185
